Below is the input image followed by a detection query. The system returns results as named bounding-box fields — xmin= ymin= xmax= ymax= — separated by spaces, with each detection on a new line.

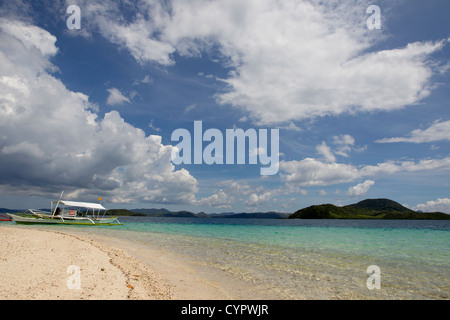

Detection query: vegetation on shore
xmin=288 ymin=199 xmax=450 ymax=220
xmin=111 ymin=208 xmax=288 ymax=219
xmin=105 ymin=209 xmax=146 ymax=216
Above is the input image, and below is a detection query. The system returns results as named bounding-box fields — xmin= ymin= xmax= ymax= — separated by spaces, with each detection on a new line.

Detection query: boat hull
xmin=8 ymin=213 xmax=122 ymax=226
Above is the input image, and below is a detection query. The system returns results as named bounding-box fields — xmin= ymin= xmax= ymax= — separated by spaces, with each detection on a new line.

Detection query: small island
xmin=288 ymin=198 xmax=450 ymax=220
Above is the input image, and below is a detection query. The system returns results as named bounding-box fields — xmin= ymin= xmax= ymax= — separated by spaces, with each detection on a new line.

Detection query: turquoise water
xmin=113 ymin=218 xmax=447 ymax=261
xmin=8 ymin=217 xmax=449 ymax=299
xmin=112 ymin=218 xmax=448 ymax=264
xmin=100 ymin=217 xmax=450 ymax=299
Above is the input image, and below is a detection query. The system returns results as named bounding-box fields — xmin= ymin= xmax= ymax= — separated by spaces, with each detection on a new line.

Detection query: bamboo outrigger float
xmin=8 ymin=192 xmax=122 ymax=226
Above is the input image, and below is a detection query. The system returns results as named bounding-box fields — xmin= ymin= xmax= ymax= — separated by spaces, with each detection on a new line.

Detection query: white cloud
xmin=245 ymin=191 xmax=274 ymax=207
xmin=278 ymin=122 xmax=303 ymax=132
xmin=194 ymin=180 xmax=252 ymax=209
xmin=104 ymin=18 xmax=175 ymax=66
xmin=316 ymin=142 xmax=336 ymax=163
xmin=133 ymin=75 xmax=153 ymax=86
xmin=0 ymin=18 xmax=58 ymax=57
xmin=141 ymin=75 xmax=153 ymax=84
xmin=359 ymin=157 xmax=450 ymax=177
xmin=69 ymin=0 xmax=447 ymax=125
xmin=79 ymin=0 xmax=175 ymax=65
xmin=412 ymin=198 xmax=450 ymax=214
xmin=207 ymin=2 xmax=446 ymax=124
xmin=280 ymin=157 xmax=450 ymax=187
xmin=333 ymin=134 xmax=355 ymax=157
xmin=0 ymin=18 xmax=198 ymax=204
xmin=148 ymin=119 xmax=161 ymax=132
xmin=196 ymin=190 xmax=233 ymax=208
xmin=106 ymin=88 xmax=130 ymax=106
xmin=184 ymin=103 xmax=197 ymax=115
xmin=376 ymin=119 xmax=450 ymax=143
xmin=280 ymin=158 xmax=361 ymax=186
xmin=347 ymin=180 xmax=375 ymax=197
xmin=195 ymin=179 xmax=302 ymax=209
xmin=315 ymin=135 xmax=362 ymax=163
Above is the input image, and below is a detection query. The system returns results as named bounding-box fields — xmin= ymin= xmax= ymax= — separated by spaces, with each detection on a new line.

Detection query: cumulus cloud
xmin=194 ymin=179 xmax=303 ymax=210
xmin=316 ymin=142 xmax=336 ymax=163
xmin=359 ymin=157 xmax=450 ymax=176
xmin=76 ymin=0 xmax=175 ymax=65
xmin=106 ymin=88 xmax=131 ymax=106
xmin=315 ymin=135 xmax=362 ymax=163
xmin=280 ymin=158 xmax=360 ymax=187
xmin=376 ymin=119 xmax=450 ymax=143
xmin=2 ymin=2 xmax=448 ymax=209
xmin=67 ymin=0 xmax=447 ymax=125
xmin=333 ymin=134 xmax=356 ymax=157
xmin=412 ymin=198 xmax=450 ymax=214
xmin=280 ymin=157 xmax=450 ymax=187
xmin=0 ymin=18 xmax=198 ymax=204
xmin=347 ymin=180 xmax=375 ymax=197
xmin=195 ymin=189 xmax=234 ymax=208
xmin=0 ymin=18 xmax=58 ymax=57
xmin=245 ymin=191 xmax=275 ymax=207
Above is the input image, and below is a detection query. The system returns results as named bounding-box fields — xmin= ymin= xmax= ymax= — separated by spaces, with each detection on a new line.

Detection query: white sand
xmin=0 ymin=226 xmax=172 ymax=300
xmin=0 ymin=225 xmax=242 ymax=300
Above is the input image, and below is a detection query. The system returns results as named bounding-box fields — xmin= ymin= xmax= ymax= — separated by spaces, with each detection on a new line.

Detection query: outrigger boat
xmin=9 ymin=192 xmax=122 ymax=226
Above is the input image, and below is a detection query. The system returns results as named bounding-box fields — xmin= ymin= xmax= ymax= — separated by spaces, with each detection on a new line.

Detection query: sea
xmin=6 ymin=216 xmax=450 ymax=299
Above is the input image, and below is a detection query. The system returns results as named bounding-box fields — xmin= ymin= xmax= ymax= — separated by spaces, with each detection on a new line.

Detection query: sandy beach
xmin=2 ymin=221 xmax=448 ymax=301
xmin=0 ymin=226 xmax=175 ymax=299
xmin=0 ymin=225 xmax=210 ymax=300
xmin=0 ymin=225 xmax=276 ymax=300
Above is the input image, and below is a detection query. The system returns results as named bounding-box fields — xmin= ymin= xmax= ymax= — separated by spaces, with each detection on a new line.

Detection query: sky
xmin=0 ymin=0 xmax=449 ymax=213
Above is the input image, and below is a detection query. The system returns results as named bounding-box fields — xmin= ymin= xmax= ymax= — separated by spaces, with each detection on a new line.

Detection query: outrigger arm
xmin=52 ymin=190 xmax=64 ymax=217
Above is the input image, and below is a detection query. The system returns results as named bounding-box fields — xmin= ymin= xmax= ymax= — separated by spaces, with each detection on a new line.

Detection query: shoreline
xmin=0 ymin=225 xmax=261 ymax=300
xmin=0 ymin=225 xmax=219 ymax=300
xmin=2 ymin=222 xmax=448 ymax=300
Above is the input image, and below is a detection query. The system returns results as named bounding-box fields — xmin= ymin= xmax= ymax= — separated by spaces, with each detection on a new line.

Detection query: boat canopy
xmin=56 ymin=200 xmax=106 ymax=210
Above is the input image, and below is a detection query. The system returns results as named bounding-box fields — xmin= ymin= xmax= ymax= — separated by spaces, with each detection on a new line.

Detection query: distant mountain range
xmin=0 ymin=208 xmax=22 ymax=214
xmin=288 ymin=198 xmax=450 ymax=220
xmin=0 ymin=207 xmax=289 ymax=219
xmin=112 ymin=208 xmax=290 ymax=219
xmin=119 ymin=199 xmax=449 ymax=219
xmin=2 ymin=198 xmax=449 ymax=220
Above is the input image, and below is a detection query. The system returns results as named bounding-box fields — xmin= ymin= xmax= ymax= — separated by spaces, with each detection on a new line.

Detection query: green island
xmin=288 ymin=198 xmax=450 ymax=220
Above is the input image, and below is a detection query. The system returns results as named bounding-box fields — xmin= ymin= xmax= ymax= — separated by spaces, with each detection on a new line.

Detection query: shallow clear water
xmin=10 ymin=217 xmax=449 ymax=299
xmin=99 ymin=217 xmax=450 ymax=299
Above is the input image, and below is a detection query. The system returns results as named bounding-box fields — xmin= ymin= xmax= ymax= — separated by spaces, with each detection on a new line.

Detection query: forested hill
xmin=289 ymin=199 xmax=450 ymax=220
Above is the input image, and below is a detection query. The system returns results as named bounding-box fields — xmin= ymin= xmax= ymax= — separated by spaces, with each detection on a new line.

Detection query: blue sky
xmin=0 ymin=0 xmax=449 ymax=213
